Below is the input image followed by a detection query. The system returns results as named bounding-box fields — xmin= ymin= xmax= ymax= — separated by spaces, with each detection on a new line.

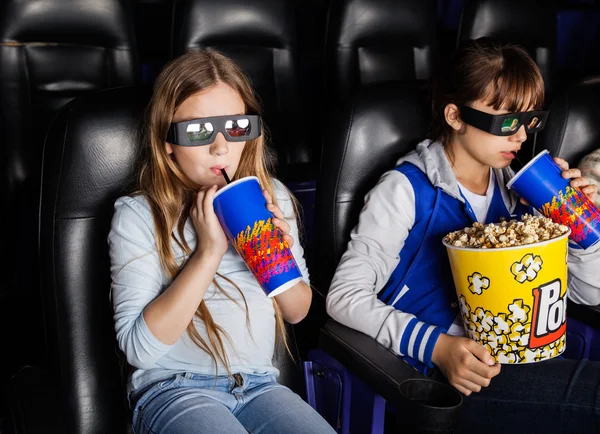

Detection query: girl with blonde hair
xmin=109 ymin=49 xmax=334 ymax=434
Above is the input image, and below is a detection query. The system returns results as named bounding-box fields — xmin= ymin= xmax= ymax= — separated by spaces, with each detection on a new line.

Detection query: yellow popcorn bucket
xmin=443 ymin=231 xmax=570 ymax=364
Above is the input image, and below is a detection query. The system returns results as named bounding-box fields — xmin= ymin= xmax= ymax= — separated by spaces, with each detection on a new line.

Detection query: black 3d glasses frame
xmin=167 ymin=115 xmax=262 ymax=146
xmin=459 ymin=105 xmax=549 ymax=136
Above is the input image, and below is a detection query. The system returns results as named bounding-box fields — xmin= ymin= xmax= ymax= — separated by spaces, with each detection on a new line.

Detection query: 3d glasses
xmin=167 ymin=115 xmax=261 ymax=146
xmin=459 ymin=105 xmax=549 ymax=136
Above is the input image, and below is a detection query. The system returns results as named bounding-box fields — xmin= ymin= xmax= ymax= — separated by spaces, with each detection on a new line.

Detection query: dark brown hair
xmin=429 ymin=38 xmax=545 ymax=146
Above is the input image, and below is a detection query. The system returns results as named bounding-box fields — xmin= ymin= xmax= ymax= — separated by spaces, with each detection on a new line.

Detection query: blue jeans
xmin=130 ymin=372 xmax=336 ymax=434
xmin=430 ymin=358 xmax=600 ymax=433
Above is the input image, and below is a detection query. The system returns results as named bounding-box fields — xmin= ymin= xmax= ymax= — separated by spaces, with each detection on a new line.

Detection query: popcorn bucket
xmin=443 ymin=232 xmax=570 ymax=364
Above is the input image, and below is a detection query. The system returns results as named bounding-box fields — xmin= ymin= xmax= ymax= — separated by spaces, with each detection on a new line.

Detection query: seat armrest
xmin=8 ymin=365 xmax=64 ymax=434
xmin=568 ymin=300 xmax=600 ymax=328
xmin=318 ymin=319 xmax=425 ymax=405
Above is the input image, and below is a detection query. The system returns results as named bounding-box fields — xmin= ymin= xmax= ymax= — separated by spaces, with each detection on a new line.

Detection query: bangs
xmin=483 ymin=62 xmax=545 ymax=113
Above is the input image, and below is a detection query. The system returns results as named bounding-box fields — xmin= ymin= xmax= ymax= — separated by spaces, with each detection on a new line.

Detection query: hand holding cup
xmin=553 ymin=157 xmax=598 ymax=202
xmin=508 ymin=150 xmax=600 ymax=249
xmin=212 ymin=177 xmax=303 ymax=297
xmin=263 ymin=189 xmax=295 ymax=248
xmin=520 ymin=157 xmax=599 ymax=205
xmin=191 ymin=185 xmax=229 ymax=259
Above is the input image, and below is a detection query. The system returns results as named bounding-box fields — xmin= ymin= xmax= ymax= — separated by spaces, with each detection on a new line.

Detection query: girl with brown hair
xmin=327 ymin=38 xmax=600 ymax=432
xmin=109 ymin=49 xmax=334 ymax=434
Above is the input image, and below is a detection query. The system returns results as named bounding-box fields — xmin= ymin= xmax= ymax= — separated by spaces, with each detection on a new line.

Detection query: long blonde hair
xmin=137 ymin=49 xmax=290 ymax=376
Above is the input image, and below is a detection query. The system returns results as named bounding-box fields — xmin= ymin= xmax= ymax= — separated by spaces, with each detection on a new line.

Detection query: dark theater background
xmin=2 ymin=0 xmax=600 ymax=433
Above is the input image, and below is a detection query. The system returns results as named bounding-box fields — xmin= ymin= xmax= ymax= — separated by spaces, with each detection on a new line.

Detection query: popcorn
xmin=444 ymin=215 xmax=569 ymax=249
xmin=459 ymin=295 xmax=566 ymax=363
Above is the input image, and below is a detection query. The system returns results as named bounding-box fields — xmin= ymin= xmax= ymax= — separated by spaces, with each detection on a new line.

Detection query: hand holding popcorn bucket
xmin=443 ymin=216 xmax=570 ymax=364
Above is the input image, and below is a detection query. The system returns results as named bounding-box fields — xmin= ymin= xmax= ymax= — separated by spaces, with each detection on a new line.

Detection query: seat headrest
xmin=329 ymin=83 xmax=429 ymax=203
xmin=459 ymin=0 xmax=557 ymax=48
xmin=536 ymin=80 xmax=600 ymax=165
xmin=315 ymin=82 xmax=429 ymax=288
xmin=329 ymin=0 xmax=436 ymax=47
xmin=172 ymin=0 xmax=294 ymax=54
xmin=0 ymin=0 xmax=135 ymax=48
xmin=41 ymin=86 xmax=150 ymax=219
xmin=458 ymin=0 xmax=557 ymax=91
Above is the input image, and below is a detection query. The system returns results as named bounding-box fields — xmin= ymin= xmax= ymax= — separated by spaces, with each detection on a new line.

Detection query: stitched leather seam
xmin=0 ymin=41 xmax=131 ymax=50
xmin=50 ymin=110 xmax=70 ymax=370
xmin=54 ymin=216 xmax=102 ymax=221
xmin=332 ymin=103 xmax=356 ymax=260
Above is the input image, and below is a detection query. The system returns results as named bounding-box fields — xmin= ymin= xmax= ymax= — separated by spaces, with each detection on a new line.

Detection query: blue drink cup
xmin=213 ymin=176 xmax=303 ymax=297
xmin=506 ymin=150 xmax=600 ymax=249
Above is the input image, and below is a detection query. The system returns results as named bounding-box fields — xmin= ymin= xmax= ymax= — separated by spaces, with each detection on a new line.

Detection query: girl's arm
xmin=110 ymin=196 xmax=176 ymax=369
xmin=568 ymin=243 xmax=600 ymax=304
xmin=273 ymin=280 xmax=312 ymax=324
xmin=326 ymin=170 xmax=443 ymax=366
xmin=264 ymin=182 xmax=312 ymax=324
xmin=142 ymin=186 xmax=227 ymax=344
xmin=109 ymin=188 xmax=226 ymax=369
xmin=327 ymin=170 xmax=500 ymax=396
xmin=141 ymin=251 xmax=220 ymax=343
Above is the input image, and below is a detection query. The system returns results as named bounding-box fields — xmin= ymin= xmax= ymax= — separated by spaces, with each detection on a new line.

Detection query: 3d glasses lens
xmin=527 ymin=116 xmax=543 ymax=130
xmin=501 ymin=116 xmax=520 ymax=133
xmin=225 ymin=118 xmax=252 ymax=137
xmin=186 ymin=122 xmax=214 ymax=142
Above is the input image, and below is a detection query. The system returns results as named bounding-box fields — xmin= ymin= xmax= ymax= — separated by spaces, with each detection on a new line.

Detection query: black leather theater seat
xmin=315 ymin=81 xmax=430 ymax=291
xmin=0 ymin=0 xmax=139 ymax=377
xmin=458 ymin=0 xmax=557 ymax=91
xmin=299 ymin=80 xmax=430 ymax=370
xmin=325 ymin=0 xmax=438 ymax=104
xmin=309 ymin=82 xmax=452 ymax=430
xmin=171 ymin=0 xmax=313 ymax=180
xmin=537 ymin=78 xmax=600 ymax=164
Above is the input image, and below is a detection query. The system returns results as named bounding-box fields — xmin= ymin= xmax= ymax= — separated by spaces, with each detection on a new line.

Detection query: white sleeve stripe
xmin=418 ymin=325 xmax=437 ymax=362
xmin=407 ymin=322 xmax=424 ymax=358
xmin=391 ymin=284 xmax=410 ymax=307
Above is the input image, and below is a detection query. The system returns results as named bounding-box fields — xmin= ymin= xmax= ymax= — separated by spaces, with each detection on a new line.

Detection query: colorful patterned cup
xmin=213 ymin=176 xmax=303 ymax=297
xmin=507 ymin=150 xmax=600 ymax=249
